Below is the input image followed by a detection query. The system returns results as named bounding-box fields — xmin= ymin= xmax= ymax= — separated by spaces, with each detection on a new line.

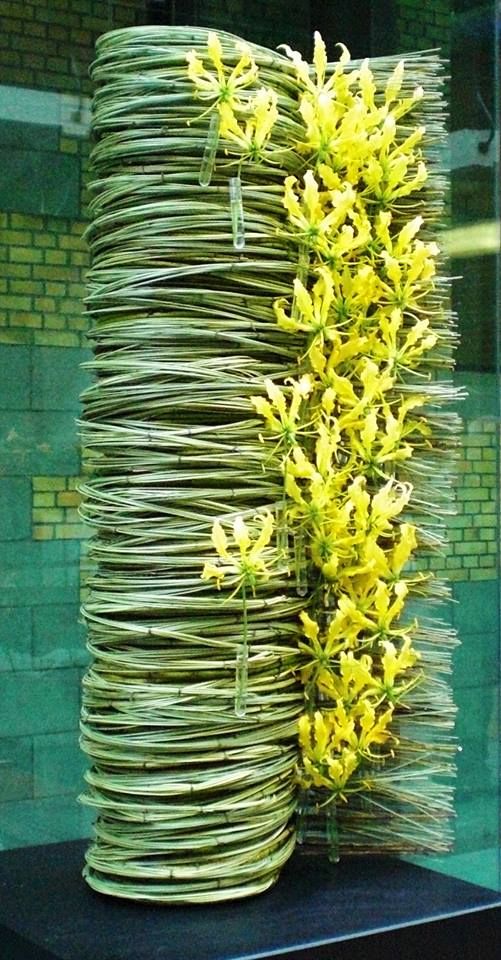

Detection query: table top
xmin=0 ymin=840 xmax=500 ymax=960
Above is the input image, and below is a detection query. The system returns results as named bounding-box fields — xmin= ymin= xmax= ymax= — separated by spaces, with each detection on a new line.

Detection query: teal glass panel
xmin=388 ymin=0 xmax=500 ymax=893
xmin=0 ymin=0 xmax=498 ymax=904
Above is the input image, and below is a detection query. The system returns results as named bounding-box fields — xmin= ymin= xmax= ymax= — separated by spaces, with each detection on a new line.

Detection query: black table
xmin=0 ymin=840 xmax=500 ymax=960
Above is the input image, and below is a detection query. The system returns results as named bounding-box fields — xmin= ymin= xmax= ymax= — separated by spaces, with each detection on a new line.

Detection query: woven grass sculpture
xmin=79 ymin=25 xmax=460 ymax=903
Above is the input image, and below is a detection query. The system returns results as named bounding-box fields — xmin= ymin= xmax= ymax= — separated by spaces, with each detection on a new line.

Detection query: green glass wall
xmin=400 ymin=0 xmax=500 ymax=892
xmin=0 ymin=0 xmax=499 ymax=895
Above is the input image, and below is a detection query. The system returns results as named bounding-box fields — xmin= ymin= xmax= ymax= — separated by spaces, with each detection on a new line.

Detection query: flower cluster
xmin=192 ymin=33 xmax=443 ymax=803
xmin=186 ymin=32 xmax=279 ymax=163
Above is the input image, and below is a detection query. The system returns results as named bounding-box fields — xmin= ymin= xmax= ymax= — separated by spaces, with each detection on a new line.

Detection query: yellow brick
xmin=59 ymin=137 xmax=79 ymax=155
xmin=70 ymin=27 xmax=92 ymax=45
xmin=0 ymin=262 xmax=30 ymax=279
xmin=10 ymin=246 xmax=43 ymax=264
xmin=470 ymin=568 xmax=498 ymax=581
xmin=0 ymin=229 xmax=32 ymax=245
xmin=34 ymin=297 xmax=56 ymax=311
xmin=4 ymin=52 xmax=23 ymax=72
xmin=32 ymin=265 xmax=79 ymax=282
xmin=59 ymin=298 xmax=82 ymax=314
xmin=59 ymin=235 xmax=86 ymax=251
xmin=34 ymin=330 xmax=79 ymax=346
xmin=66 ymin=477 xmax=81 ymax=490
xmin=46 ymin=217 xmax=68 ymax=233
xmin=57 ymin=490 xmax=81 ymax=507
xmin=444 ymin=568 xmax=468 ymax=582
xmin=22 ymin=52 xmax=45 ymax=70
xmin=10 ymin=280 xmax=43 ymax=295
xmin=34 ymin=233 xmax=57 ymax=249
xmin=10 ymin=213 xmax=44 ymax=229
xmin=0 ymin=329 xmax=31 ymax=344
xmin=43 ymin=315 xmax=67 ymax=330
xmin=5 ymin=68 xmax=34 ymax=86
xmin=32 ymin=525 xmax=55 ymax=541
xmin=33 ymin=507 xmax=64 ymax=523
xmin=24 ymin=20 xmax=46 ymax=38
xmin=32 ymin=476 xmax=66 ymax=491
xmin=2 ymin=294 xmax=32 ymax=310
xmin=33 ymin=492 xmax=56 ymax=507
xmin=47 ymin=55 xmax=69 ymax=72
xmin=70 ymin=251 xmax=89 ymax=267
xmin=56 ymin=523 xmax=89 ymax=539
xmin=68 ymin=316 xmax=89 ymax=331
xmin=44 ymin=283 xmax=65 ymax=297
xmin=45 ymin=249 xmax=68 ymax=266
xmin=63 ymin=508 xmax=81 ymax=523
xmin=9 ymin=312 xmax=42 ymax=328
xmin=68 ymin=282 xmax=86 ymax=297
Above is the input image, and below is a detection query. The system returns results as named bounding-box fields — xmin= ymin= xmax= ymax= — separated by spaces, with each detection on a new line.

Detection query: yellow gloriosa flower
xmin=280 ymin=31 xmax=351 ymax=97
xmin=283 ymin=171 xmax=356 ymax=252
xmin=251 ymin=376 xmax=312 ymax=452
xmin=380 ymin=635 xmax=420 ymax=690
xmin=201 ymin=511 xmax=275 ymax=594
xmin=219 ymin=87 xmax=279 ymax=160
xmin=186 ymin=32 xmax=258 ymax=112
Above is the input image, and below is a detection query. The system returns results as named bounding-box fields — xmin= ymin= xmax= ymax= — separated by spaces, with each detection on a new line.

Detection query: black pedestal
xmin=0 ymin=840 xmax=500 ymax=960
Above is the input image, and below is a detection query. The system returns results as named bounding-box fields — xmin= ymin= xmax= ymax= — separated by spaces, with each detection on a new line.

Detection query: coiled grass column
xmin=80 ymin=25 xmax=458 ymax=902
xmin=79 ymin=26 xmax=304 ymax=903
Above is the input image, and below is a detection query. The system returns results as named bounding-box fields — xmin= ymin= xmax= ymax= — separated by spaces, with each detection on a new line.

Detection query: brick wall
xmin=422 ymin=393 xmax=498 ymax=584
xmin=199 ymin=0 xmax=311 ymax=53
xmin=394 ymin=0 xmax=451 ymax=54
xmin=0 ymin=0 xmax=146 ymax=849
xmin=0 ymin=0 xmax=144 ymax=95
xmin=0 ymin=211 xmax=88 ymax=348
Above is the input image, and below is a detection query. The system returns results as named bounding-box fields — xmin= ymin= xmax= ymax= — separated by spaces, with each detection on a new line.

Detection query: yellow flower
xmin=274 ymin=267 xmax=334 ymax=347
xmin=280 ymin=31 xmax=351 ymax=97
xmin=319 ymin=651 xmax=375 ymax=703
xmin=355 ymin=700 xmax=395 ymax=754
xmin=369 ymin=309 xmax=438 ymax=374
xmin=251 ymin=375 xmax=312 ymax=453
xmin=380 ymin=635 xmax=420 ymax=690
xmin=298 ymin=610 xmax=348 ymax=687
xmin=283 ymin=171 xmax=356 ymax=253
xmin=200 ymin=560 xmax=225 ymax=590
xmin=390 ymin=522 xmax=418 ymax=575
xmin=186 ymin=32 xmax=258 ymax=112
xmin=297 ymin=710 xmax=360 ymax=794
xmin=201 ymin=511 xmax=275 ymax=594
xmin=373 ymin=578 xmax=409 ymax=632
xmin=219 ymin=87 xmax=279 ymax=160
